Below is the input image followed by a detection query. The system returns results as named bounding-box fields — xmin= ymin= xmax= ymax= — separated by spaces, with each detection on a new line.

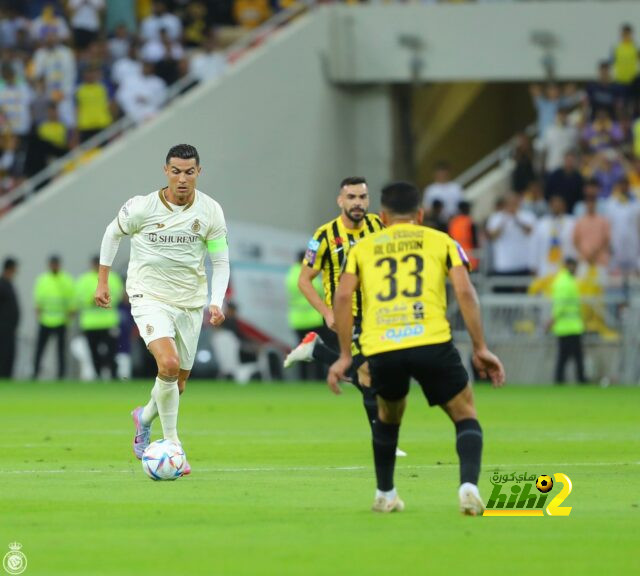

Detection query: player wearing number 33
xmin=94 ymin=144 xmax=230 ymax=475
xmin=328 ymin=181 xmax=505 ymax=514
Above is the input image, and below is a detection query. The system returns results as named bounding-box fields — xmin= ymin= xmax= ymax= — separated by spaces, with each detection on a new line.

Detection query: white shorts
xmin=131 ymin=299 xmax=204 ymax=371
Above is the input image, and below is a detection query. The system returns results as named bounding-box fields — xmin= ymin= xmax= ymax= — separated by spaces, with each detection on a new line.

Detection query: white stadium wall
xmin=327 ymin=2 xmax=640 ymax=82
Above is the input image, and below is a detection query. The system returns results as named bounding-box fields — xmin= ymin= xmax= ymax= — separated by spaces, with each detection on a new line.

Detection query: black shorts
xmin=351 ymin=317 xmax=366 ymax=371
xmin=320 ymin=317 xmax=366 ymax=372
xmin=367 ymin=340 xmax=469 ymax=406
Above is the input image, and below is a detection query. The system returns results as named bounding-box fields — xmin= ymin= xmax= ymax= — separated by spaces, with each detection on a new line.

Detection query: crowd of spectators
xmin=0 ymin=0 xmax=292 ymax=206
xmin=422 ymin=23 xmax=640 ymax=286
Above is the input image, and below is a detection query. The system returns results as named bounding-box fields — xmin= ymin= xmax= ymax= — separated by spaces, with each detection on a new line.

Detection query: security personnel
xmin=551 ymin=258 xmax=587 ymax=384
xmin=285 ymin=251 xmax=327 ymax=380
xmin=76 ymin=256 xmax=124 ymax=379
xmin=33 ymin=255 xmax=75 ymax=379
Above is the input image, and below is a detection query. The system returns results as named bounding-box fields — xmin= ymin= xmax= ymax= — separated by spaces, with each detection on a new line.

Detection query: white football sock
xmin=155 ymin=377 xmax=180 ymax=443
xmin=376 ymin=488 xmax=397 ymax=501
xmin=140 ymin=379 xmax=160 ymax=426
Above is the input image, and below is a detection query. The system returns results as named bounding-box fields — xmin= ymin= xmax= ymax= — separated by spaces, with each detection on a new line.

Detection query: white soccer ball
xmin=141 ymin=439 xmax=185 ymax=481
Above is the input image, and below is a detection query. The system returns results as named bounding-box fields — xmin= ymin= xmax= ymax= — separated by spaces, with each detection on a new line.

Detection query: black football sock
xmin=372 ymin=420 xmax=400 ymax=491
xmin=361 ymin=386 xmax=378 ymax=431
xmin=347 ymin=366 xmax=378 ymax=431
xmin=455 ymin=418 xmax=483 ymax=485
xmin=311 ymin=340 xmax=339 ymax=366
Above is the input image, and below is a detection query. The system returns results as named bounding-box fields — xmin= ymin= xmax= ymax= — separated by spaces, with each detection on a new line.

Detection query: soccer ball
xmin=536 ymin=474 xmax=553 ymax=493
xmin=142 ymin=439 xmax=185 ymax=481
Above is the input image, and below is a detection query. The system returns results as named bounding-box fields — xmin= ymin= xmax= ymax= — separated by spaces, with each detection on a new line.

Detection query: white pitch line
xmin=2 ymin=461 xmax=638 ymax=475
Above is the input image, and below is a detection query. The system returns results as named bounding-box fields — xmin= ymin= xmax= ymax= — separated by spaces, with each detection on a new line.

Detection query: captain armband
xmin=207 ymin=237 xmax=228 ymax=253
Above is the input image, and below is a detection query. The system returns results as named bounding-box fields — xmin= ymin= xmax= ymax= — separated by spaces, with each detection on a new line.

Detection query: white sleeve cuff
xmin=209 ymin=248 xmax=230 ymax=308
xmin=99 ymin=219 xmax=124 ymax=266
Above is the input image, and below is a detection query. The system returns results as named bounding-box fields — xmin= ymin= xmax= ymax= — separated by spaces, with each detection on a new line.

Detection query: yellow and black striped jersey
xmin=344 ymin=223 xmax=470 ymax=355
xmin=303 ymin=213 xmax=384 ymax=319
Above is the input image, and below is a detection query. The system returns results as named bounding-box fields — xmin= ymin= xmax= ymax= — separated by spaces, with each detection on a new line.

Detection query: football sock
xmin=372 ymin=420 xmax=400 ymax=491
xmin=311 ymin=340 xmax=339 ymax=365
xmin=361 ymin=386 xmax=378 ymax=431
xmin=455 ymin=418 xmax=483 ymax=485
xmin=376 ymin=488 xmax=398 ymax=501
xmin=140 ymin=379 xmax=160 ymax=426
xmin=155 ymin=377 xmax=180 ymax=443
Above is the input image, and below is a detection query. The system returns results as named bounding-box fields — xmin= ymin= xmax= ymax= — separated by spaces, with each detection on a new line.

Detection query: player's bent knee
xmin=442 ymin=385 xmax=477 ymax=421
xmin=377 ymin=398 xmax=405 ymax=424
xmin=157 ymin=356 xmax=180 ymax=378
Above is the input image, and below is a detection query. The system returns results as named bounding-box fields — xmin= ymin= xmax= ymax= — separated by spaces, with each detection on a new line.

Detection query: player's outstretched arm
xmin=208 ymin=240 xmax=230 ymax=326
xmin=95 ymin=219 xmax=124 ymax=308
xmin=327 ymin=272 xmax=358 ymax=395
xmin=449 ymin=266 xmax=505 ymax=388
xmin=298 ymin=266 xmax=334 ymax=330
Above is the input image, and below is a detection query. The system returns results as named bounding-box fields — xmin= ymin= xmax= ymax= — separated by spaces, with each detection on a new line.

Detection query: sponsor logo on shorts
xmin=191 ymin=219 xmax=201 ymax=233
xmin=146 ymin=324 xmax=154 ymax=336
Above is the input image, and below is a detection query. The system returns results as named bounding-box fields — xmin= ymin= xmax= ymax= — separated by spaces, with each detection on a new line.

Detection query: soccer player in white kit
xmin=94 ymin=144 xmax=230 ymax=475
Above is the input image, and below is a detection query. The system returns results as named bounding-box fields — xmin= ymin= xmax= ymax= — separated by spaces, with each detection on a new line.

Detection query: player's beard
xmin=345 ymin=208 xmax=366 ymax=224
xmin=173 ymin=185 xmax=194 ymax=204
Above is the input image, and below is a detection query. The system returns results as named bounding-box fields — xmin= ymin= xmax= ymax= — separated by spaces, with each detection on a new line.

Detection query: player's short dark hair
xmin=434 ymin=160 xmax=451 ymax=172
xmin=381 ymin=181 xmax=421 ymax=215
xmin=458 ymin=200 xmax=471 ymax=215
xmin=3 ymin=257 xmax=17 ymax=272
xmin=339 ymin=177 xmax=367 ymax=189
xmin=166 ymin=144 xmax=200 ymax=166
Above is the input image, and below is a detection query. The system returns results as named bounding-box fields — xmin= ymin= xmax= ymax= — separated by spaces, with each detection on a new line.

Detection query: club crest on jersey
xmin=191 ymin=219 xmax=201 ymax=233
xmin=146 ymin=324 xmax=154 ymax=336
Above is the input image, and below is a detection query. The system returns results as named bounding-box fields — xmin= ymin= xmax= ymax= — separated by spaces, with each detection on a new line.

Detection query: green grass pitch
xmin=1 ymin=380 xmax=638 ymax=576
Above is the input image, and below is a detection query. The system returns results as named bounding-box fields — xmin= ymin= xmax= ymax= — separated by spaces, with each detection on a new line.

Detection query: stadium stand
xmin=0 ymin=0 xmax=290 ymax=210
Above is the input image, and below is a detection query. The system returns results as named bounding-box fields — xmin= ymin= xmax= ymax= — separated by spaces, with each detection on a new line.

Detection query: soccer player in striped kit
xmin=284 ymin=177 xmax=406 ymax=456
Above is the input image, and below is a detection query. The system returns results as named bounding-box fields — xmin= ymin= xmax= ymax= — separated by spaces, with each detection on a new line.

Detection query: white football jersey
xmin=117 ymin=188 xmax=227 ymax=308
